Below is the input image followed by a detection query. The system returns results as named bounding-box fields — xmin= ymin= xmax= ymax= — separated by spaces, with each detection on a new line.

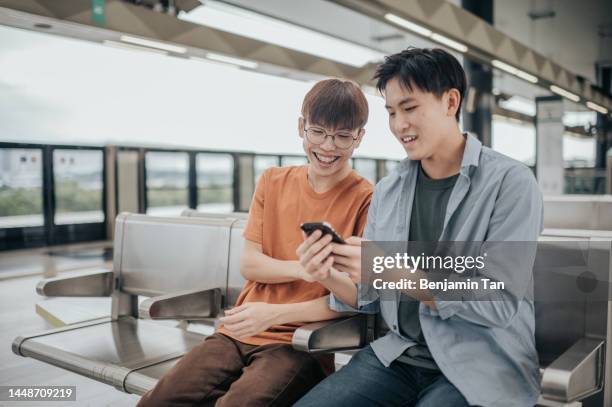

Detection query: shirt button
xmin=393 ymin=325 xmax=397 ymax=330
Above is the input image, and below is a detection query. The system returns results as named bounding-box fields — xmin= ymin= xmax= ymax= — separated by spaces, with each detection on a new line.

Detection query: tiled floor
xmin=0 ymin=244 xmax=140 ymax=406
xmin=0 ymin=241 xmax=112 ymax=281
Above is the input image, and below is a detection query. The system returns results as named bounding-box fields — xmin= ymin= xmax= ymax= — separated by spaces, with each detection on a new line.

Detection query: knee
xmin=276 ymin=346 xmax=327 ymax=377
xmin=345 ymin=345 xmax=377 ymax=369
xmin=293 ymin=376 xmax=343 ymax=407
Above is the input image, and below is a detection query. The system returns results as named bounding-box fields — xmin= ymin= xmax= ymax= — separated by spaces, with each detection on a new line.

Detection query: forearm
xmin=320 ymin=269 xmax=358 ymax=308
xmin=273 ymin=295 xmax=347 ymax=325
xmin=241 ymin=251 xmax=300 ymax=283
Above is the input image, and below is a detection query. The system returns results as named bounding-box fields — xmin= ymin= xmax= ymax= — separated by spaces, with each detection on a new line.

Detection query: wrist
xmin=291 ymin=261 xmax=303 ymax=280
xmin=320 ymin=268 xmax=341 ymax=286
xmin=269 ymin=303 xmax=288 ymax=326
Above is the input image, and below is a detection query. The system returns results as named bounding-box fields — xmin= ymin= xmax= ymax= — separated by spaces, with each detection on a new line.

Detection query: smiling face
xmin=384 ymin=77 xmax=460 ymax=161
xmin=299 ymin=117 xmax=363 ymax=178
xmin=297 ymin=78 xmax=368 ymax=185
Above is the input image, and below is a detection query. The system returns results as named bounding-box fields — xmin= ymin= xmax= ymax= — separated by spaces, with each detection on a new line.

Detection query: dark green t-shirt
xmin=397 ymin=163 xmax=459 ymax=370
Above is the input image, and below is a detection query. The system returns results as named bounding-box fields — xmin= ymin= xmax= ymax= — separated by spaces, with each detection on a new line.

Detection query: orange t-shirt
xmin=218 ymin=165 xmax=372 ymax=346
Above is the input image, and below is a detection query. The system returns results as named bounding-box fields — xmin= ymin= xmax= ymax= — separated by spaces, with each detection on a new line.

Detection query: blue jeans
xmin=295 ymin=345 xmax=471 ymax=407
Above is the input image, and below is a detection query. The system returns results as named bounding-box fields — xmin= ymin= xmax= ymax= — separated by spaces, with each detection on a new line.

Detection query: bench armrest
xmin=292 ymin=314 xmax=368 ymax=353
xmin=36 ymin=270 xmax=114 ymax=297
xmin=139 ymin=288 xmax=222 ymax=320
xmin=540 ymin=337 xmax=605 ymax=403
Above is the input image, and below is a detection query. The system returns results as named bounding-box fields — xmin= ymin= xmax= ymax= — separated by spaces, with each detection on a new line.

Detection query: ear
xmin=353 ymin=128 xmax=365 ymax=149
xmin=446 ymin=89 xmax=461 ymax=118
xmin=298 ymin=117 xmax=305 ymax=139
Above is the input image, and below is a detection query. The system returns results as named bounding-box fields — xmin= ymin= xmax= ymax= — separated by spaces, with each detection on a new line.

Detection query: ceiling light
xmin=180 ymin=2 xmax=384 ymax=67
xmin=384 ymin=13 xmax=467 ymax=53
xmin=492 ymin=59 xmax=517 ymax=74
xmin=205 ymin=53 xmax=259 ymax=69
xmin=549 ymin=85 xmax=580 ymax=102
xmin=492 ymin=60 xmax=538 ymax=84
xmin=190 ymin=56 xmax=239 ymax=70
xmin=103 ymin=40 xmax=169 ymax=56
xmin=120 ymin=35 xmax=187 ymax=54
xmin=514 ymin=70 xmax=539 ymax=83
xmin=586 ymin=101 xmax=608 ymax=115
xmin=384 ymin=13 xmax=432 ymax=37
xmin=430 ymin=33 xmax=468 ymax=53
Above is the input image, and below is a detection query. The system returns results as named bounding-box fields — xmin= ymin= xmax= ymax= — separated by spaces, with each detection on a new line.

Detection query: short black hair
xmin=374 ymin=48 xmax=467 ymax=121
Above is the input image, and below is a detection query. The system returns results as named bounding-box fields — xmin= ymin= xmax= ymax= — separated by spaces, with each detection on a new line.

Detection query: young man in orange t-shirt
xmin=138 ymin=78 xmax=373 ymax=407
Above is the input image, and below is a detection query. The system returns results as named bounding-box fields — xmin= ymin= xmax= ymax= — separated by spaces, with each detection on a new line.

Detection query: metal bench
xmin=534 ymin=233 xmax=611 ymax=406
xmin=180 ymin=208 xmax=249 ymax=221
xmin=12 ymin=212 xmax=366 ymax=395
xmin=15 ymin=211 xmax=608 ymax=404
xmin=180 ymin=209 xmax=249 ymax=308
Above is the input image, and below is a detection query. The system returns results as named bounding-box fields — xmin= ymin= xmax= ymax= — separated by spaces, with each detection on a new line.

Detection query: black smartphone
xmin=300 ymin=222 xmax=345 ymax=244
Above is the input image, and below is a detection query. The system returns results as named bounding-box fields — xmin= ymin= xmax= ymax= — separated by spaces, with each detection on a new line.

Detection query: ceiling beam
xmin=0 ymin=0 xmax=609 ymax=116
xmin=328 ymin=0 xmax=612 ymax=114
xmin=0 ymin=0 xmax=377 ymax=83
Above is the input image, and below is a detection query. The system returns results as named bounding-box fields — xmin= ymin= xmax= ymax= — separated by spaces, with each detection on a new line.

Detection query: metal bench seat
xmin=124 ymin=358 xmax=183 ymax=395
xmin=13 ymin=316 xmax=203 ymax=394
xmin=12 ymin=311 xmax=366 ymax=396
xmin=12 ymin=212 xmax=367 ymax=397
xmin=10 ymin=213 xmax=241 ymax=395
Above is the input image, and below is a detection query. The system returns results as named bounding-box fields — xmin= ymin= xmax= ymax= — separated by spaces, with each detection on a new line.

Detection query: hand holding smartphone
xmin=300 ymin=222 xmax=345 ymax=244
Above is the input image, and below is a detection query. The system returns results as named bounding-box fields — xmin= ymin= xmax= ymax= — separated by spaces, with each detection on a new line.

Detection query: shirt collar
xmin=461 ymin=132 xmax=481 ymax=170
xmin=397 ymin=132 xmax=482 ymax=178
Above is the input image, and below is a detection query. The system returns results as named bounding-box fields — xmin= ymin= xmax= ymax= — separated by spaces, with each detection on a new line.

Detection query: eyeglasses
xmin=304 ymin=126 xmax=359 ymax=149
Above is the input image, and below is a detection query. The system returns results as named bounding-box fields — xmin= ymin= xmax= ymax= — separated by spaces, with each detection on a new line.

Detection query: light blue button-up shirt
xmin=330 ymin=133 xmax=543 ymax=407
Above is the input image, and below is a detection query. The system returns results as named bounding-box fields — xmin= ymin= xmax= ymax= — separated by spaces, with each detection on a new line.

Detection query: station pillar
xmin=595 ymin=63 xmax=612 ymax=193
xmin=535 ymin=96 xmax=565 ymax=195
xmin=461 ymin=0 xmax=494 ymax=147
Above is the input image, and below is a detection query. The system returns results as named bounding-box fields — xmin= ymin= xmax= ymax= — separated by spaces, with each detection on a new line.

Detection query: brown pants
xmin=137 ymin=333 xmax=331 ymax=407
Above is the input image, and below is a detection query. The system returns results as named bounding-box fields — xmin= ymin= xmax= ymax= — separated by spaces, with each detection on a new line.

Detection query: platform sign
xmin=92 ymin=0 xmax=105 ymax=25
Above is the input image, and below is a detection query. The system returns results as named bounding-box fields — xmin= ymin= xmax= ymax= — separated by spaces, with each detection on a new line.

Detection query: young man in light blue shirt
xmin=295 ymin=48 xmax=543 ymax=406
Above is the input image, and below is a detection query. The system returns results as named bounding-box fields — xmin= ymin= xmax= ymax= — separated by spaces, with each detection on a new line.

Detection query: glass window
xmin=196 ymin=153 xmax=234 ymax=213
xmin=145 ymin=151 xmax=189 ymax=216
xmin=564 ymin=167 xmax=605 ymax=194
xmin=0 ymin=148 xmax=44 ymax=228
xmin=563 ymin=111 xmax=597 ymax=128
xmin=563 ymin=133 xmax=595 ymax=168
xmin=0 ymin=25 xmax=400 ymax=162
xmin=280 ymin=156 xmax=308 ymax=167
xmin=492 ymin=118 xmax=535 ymax=166
xmin=53 ymin=149 xmax=104 ymax=225
xmin=353 ymin=158 xmax=377 ymax=184
xmin=254 ymin=155 xmax=278 ymax=185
